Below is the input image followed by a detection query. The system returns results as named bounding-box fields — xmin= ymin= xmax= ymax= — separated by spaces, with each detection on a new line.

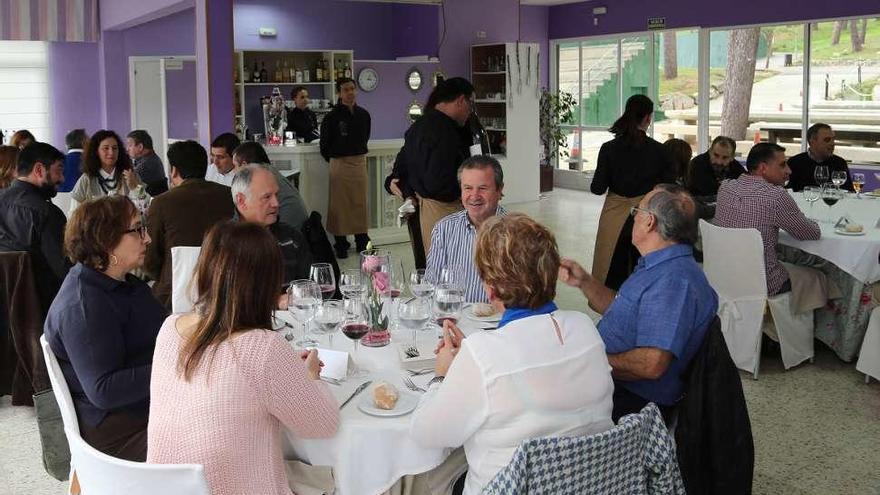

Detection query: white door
xmin=130 ymin=58 xmax=167 ymax=170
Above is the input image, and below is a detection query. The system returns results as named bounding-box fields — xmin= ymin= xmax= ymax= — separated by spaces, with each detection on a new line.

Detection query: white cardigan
xmin=409 ymin=310 xmax=615 ymax=494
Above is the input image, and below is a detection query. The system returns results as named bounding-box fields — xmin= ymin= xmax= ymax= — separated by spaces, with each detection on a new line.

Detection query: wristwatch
xmin=427 ymin=376 xmax=445 ymax=388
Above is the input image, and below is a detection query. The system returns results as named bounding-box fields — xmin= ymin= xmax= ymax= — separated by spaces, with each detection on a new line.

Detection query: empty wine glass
xmin=287 ymin=279 xmax=321 ymax=346
xmin=341 ymin=299 xmax=370 ymax=354
xmin=438 ymin=268 xmax=455 ymax=285
xmin=310 ymin=263 xmax=336 ymax=300
xmin=814 ymin=165 xmax=829 ymax=186
xmin=802 ymin=186 xmax=820 ymax=219
xmin=433 ymin=284 xmax=464 ymax=327
xmin=852 ymin=173 xmax=865 ymax=198
xmin=398 ymin=296 xmax=432 ymax=349
xmin=313 ymin=300 xmax=344 ymax=347
xmin=339 ymin=269 xmax=367 ymax=301
xmin=831 ymin=170 xmax=847 ymax=189
xmin=409 ymin=268 xmax=435 ymax=300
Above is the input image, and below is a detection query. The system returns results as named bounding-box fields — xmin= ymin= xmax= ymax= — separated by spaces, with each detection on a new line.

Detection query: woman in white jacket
xmin=410 ymin=213 xmax=615 ymax=495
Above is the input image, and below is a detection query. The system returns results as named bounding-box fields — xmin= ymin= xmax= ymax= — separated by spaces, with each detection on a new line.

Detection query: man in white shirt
xmin=205 ymin=132 xmax=240 ymax=187
xmin=425 ymin=155 xmax=505 ymax=303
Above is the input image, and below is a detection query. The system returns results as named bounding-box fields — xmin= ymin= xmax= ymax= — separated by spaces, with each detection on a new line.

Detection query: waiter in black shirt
xmin=786 ymin=123 xmax=853 ymax=192
xmin=285 ymin=86 xmax=319 ymax=143
xmin=392 ymin=77 xmax=473 ymax=256
xmin=320 ymin=77 xmax=371 ymax=259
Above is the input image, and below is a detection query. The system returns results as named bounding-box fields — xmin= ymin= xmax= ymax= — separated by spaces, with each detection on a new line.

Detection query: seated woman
xmin=147 ymin=221 xmax=338 ymax=495
xmin=44 ymin=195 xmax=165 ymax=461
xmin=410 ymin=213 xmax=614 ymax=494
xmin=70 ymin=129 xmax=142 ymax=213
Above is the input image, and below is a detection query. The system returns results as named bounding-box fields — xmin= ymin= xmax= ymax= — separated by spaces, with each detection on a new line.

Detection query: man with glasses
xmin=786 ymin=123 xmax=853 ymax=192
xmin=559 ymin=184 xmax=717 ymax=422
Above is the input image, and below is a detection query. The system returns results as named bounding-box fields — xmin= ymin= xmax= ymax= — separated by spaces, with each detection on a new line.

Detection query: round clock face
xmin=358 ymin=68 xmax=379 ymax=92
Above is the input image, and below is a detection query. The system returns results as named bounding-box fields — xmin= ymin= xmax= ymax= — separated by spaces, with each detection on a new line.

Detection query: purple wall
xmin=520 ymin=5 xmax=550 ymax=89
xmin=165 ymin=61 xmax=198 ymax=139
xmin=549 ymin=1 xmax=880 ymax=39
xmin=355 ymin=61 xmax=438 ymax=139
xmin=48 ymin=42 xmax=102 ymax=150
xmin=391 ymin=4 xmax=441 ymax=58
xmin=438 ymin=0 xmax=519 ymax=79
xmin=100 ymin=0 xmax=192 ymax=31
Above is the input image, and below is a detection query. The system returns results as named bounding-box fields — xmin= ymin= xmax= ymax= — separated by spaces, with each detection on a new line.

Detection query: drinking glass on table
xmin=802 ymin=186 xmax=820 ymax=218
xmin=852 ymin=173 xmax=865 ymax=198
xmin=310 ymin=263 xmax=336 ymax=300
xmin=433 ymin=283 xmax=464 ymax=327
xmin=313 ymin=300 xmax=344 ymax=347
xmin=287 ymin=280 xmax=321 ymax=346
xmin=821 ymin=184 xmax=843 ymax=223
xmin=340 ymin=299 xmax=370 ymax=354
xmin=831 ymin=170 xmax=847 ymax=189
xmin=814 ymin=165 xmax=829 ymax=186
xmin=409 ymin=268 xmax=435 ymax=300
xmin=339 ymin=269 xmax=367 ymax=301
xmin=398 ymin=296 xmax=432 ymax=349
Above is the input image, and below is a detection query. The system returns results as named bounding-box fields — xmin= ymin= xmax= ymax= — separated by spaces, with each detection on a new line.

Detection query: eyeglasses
xmin=123 ymin=224 xmax=148 ymax=240
xmin=629 ymin=206 xmax=653 ymax=218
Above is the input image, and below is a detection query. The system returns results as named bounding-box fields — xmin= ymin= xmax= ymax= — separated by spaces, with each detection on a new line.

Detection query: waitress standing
xmin=591 ymin=95 xmax=675 ymax=290
xmin=320 ymin=77 xmax=371 ymax=259
xmin=285 ymin=86 xmax=320 ymax=143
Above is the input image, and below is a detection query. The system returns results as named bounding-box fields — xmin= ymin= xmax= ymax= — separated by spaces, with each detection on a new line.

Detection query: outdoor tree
xmin=720 ymin=28 xmax=760 ymax=140
xmin=763 ymin=29 xmax=775 ymax=69
xmin=850 ymin=19 xmax=864 ymax=52
xmin=663 ymin=32 xmax=678 ymax=79
xmin=859 ymin=19 xmax=868 ymax=46
xmin=832 ymin=20 xmax=846 ymax=45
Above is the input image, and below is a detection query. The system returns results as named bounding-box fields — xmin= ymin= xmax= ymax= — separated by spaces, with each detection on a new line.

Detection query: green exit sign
xmin=647 ymin=17 xmax=666 ymax=30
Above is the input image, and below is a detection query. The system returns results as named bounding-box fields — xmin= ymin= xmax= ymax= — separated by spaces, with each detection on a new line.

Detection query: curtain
xmin=0 ymin=0 xmax=99 ymax=42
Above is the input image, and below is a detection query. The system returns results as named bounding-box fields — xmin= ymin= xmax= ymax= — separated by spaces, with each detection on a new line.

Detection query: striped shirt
xmin=713 ymin=174 xmax=820 ymax=295
xmin=426 ymin=206 xmax=507 ymax=303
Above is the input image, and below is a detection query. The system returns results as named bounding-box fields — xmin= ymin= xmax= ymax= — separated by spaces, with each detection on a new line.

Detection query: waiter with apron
xmin=320 ymin=77 xmax=372 ymax=259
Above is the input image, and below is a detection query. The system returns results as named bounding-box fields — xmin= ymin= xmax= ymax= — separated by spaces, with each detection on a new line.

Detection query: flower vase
xmin=361 ymin=327 xmax=391 ymax=347
xmin=360 ymin=248 xmax=392 ymax=347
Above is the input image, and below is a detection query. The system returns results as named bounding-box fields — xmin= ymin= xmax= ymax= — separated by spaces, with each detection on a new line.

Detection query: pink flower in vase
xmin=362 ymin=255 xmax=383 ymax=273
xmin=372 ymin=271 xmax=390 ymax=294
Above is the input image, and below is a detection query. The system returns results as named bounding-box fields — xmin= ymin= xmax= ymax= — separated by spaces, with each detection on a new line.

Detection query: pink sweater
xmin=147 ymin=315 xmax=339 ymax=495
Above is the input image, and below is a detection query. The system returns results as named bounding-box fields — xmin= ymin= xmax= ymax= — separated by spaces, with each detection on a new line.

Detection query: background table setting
xmin=274 ymin=249 xmax=501 ymax=495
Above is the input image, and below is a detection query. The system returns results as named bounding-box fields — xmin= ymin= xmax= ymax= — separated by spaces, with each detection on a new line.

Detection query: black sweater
xmin=319 ymin=103 xmax=371 ymax=161
xmin=591 ymin=133 xmax=676 ymax=197
xmin=285 ymin=107 xmax=319 ymax=143
xmin=786 ymin=152 xmax=853 ymax=192
xmin=397 ymin=108 xmax=469 ymax=203
xmin=686 ymin=151 xmax=745 ymax=198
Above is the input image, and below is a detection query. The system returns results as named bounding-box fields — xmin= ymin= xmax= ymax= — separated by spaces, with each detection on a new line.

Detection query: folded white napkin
xmin=397 ymin=198 xmax=416 ymax=227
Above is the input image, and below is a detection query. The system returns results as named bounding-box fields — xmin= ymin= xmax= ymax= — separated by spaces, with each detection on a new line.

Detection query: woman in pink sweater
xmin=147 ymin=221 xmax=339 ymax=495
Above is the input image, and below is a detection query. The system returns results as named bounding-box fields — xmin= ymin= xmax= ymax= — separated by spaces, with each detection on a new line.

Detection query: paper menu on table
xmin=315 ymin=348 xmax=350 ymax=381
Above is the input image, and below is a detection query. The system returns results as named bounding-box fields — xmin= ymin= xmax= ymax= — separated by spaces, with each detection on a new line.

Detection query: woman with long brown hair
xmin=10 ymin=129 xmax=35 ymax=149
xmin=0 ymin=145 xmax=18 ymax=188
xmin=69 ymin=129 xmax=142 ymax=212
xmin=147 ymin=221 xmax=338 ymax=495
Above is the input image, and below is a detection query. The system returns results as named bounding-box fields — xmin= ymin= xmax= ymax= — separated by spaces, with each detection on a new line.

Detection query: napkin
xmin=397 ymin=198 xmax=416 ymax=227
xmin=315 ymin=348 xmax=351 ymax=381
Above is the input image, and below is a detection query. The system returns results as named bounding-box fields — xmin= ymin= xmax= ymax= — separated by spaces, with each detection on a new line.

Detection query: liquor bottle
xmin=259 ymin=62 xmax=268 ymax=84
xmin=274 ymin=60 xmax=283 ymax=83
xmin=242 ymin=61 xmax=250 ymax=83
xmin=303 ymin=65 xmax=310 ymax=83
xmin=282 ymin=60 xmax=290 ymax=82
xmin=344 ymin=61 xmax=351 ymax=79
xmin=315 ymin=59 xmax=323 ymax=82
xmin=288 ymin=59 xmax=295 ymax=83
xmin=295 ymin=65 xmax=303 ymax=83
xmin=336 ymin=60 xmax=343 ymax=80
xmin=469 ymin=114 xmax=491 ymax=156
xmin=252 ymin=62 xmax=260 ymax=83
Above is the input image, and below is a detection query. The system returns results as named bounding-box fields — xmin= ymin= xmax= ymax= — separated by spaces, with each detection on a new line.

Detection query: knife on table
xmin=339 ymin=380 xmax=372 ymax=409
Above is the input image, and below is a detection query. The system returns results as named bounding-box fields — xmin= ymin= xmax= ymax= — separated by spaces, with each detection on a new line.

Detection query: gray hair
xmin=231 ymin=163 xmax=273 ymax=201
xmin=645 ymin=183 xmax=697 ymax=245
xmin=457 ymin=154 xmax=504 ymax=190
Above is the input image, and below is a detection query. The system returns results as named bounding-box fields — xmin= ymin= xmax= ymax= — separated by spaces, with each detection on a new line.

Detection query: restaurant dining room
xmin=1 ymin=1 xmax=879 ymax=494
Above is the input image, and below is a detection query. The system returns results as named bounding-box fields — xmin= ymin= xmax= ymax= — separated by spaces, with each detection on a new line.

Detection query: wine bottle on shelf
xmin=303 ymin=65 xmax=310 ymax=83
xmin=274 ymin=60 xmax=283 ymax=83
xmin=344 ymin=61 xmax=352 ymax=79
xmin=252 ymin=62 xmax=260 ymax=83
xmin=282 ymin=60 xmax=289 ymax=82
xmin=315 ymin=59 xmax=323 ymax=82
xmin=469 ymin=114 xmax=491 ymax=156
xmin=242 ymin=62 xmax=250 ymax=83
xmin=259 ymin=62 xmax=268 ymax=84
xmin=295 ymin=65 xmax=303 ymax=83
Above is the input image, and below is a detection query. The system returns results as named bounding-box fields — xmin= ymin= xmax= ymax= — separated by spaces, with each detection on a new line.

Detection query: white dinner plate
xmin=465 ymin=306 xmax=502 ymax=323
xmin=357 ymin=389 xmax=419 ymax=417
xmin=834 ymin=228 xmax=866 ymax=236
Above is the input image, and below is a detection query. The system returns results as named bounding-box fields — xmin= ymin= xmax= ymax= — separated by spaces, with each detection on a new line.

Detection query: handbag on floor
xmin=33 ymin=388 xmax=71 ymax=481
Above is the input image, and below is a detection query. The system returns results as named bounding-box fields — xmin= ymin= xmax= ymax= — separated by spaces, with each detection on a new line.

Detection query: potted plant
xmin=539 ymin=89 xmax=577 ymax=192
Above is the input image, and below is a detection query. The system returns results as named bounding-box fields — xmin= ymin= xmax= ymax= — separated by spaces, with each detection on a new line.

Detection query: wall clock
xmin=358 ymin=67 xmax=379 ymax=92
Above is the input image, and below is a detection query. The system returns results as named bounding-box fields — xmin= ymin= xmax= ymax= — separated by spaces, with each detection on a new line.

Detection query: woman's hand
xmin=301 ymin=349 xmax=323 ymax=381
xmin=122 ymin=169 xmax=140 ymax=190
xmin=434 ymin=321 xmax=464 ymax=377
xmin=277 ymin=293 xmax=289 ymax=309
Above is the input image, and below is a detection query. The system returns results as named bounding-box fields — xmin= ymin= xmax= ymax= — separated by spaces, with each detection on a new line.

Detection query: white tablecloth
xmin=779 ymin=192 xmax=880 ymax=285
xmin=276 ymin=309 xmax=488 ymax=495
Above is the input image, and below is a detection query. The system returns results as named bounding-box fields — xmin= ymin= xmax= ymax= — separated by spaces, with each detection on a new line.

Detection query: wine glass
xmin=831 ymin=170 xmax=847 ymax=189
xmin=287 ymin=279 xmax=321 ymax=346
xmin=340 ymin=299 xmax=370 ymax=354
xmin=398 ymin=296 xmax=432 ymax=349
xmin=313 ymin=300 xmax=344 ymax=348
xmin=409 ymin=268 xmax=435 ymax=300
xmin=802 ymin=186 xmax=820 ymax=219
xmin=814 ymin=165 xmax=829 ymax=187
xmin=438 ymin=268 xmax=455 ymax=286
xmin=821 ymin=184 xmax=842 ymax=224
xmin=852 ymin=173 xmax=865 ymax=198
xmin=339 ymin=269 xmax=367 ymax=301
xmin=433 ymin=284 xmax=464 ymax=327
xmin=310 ymin=263 xmax=336 ymax=300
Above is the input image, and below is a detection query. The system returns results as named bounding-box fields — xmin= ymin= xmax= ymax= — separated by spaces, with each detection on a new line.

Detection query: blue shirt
xmin=59 ymin=150 xmax=82 ymax=193
xmin=598 ymin=244 xmax=718 ymax=406
xmin=44 ymin=263 xmax=167 ymax=426
xmin=498 ymin=301 xmax=558 ymax=329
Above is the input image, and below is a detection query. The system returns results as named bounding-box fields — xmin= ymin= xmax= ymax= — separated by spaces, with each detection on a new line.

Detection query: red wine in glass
xmin=320 ymin=284 xmax=336 ymax=300
xmin=342 ymin=323 xmax=370 ymax=340
xmin=435 ymin=316 xmax=458 ymax=327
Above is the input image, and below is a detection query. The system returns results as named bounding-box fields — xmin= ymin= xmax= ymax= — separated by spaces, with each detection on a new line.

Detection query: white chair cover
xmin=171 ymin=246 xmax=201 ymax=314
xmin=699 ymin=220 xmax=814 ymax=376
xmin=40 ymin=336 xmax=79 ymax=434
xmin=64 ymin=427 xmax=210 ymax=495
xmin=856 ymin=306 xmax=880 ymax=383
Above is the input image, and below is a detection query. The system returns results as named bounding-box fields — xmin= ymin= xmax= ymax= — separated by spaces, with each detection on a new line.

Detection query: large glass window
xmin=654 ymin=29 xmax=702 ymax=155
xmin=0 ymin=41 xmax=49 ymax=143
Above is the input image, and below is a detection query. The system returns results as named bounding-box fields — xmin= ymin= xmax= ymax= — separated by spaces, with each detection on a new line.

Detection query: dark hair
xmin=458 ymin=155 xmax=504 ymax=189
xmin=82 ymin=130 xmax=132 ymax=179
xmin=426 ymin=77 xmax=474 ymax=108
xmin=0 ymin=146 xmax=19 ymax=188
xmin=179 ymin=221 xmax=283 ymax=380
xmin=210 ymin=133 xmax=241 ymax=157
xmin=17 ymin=142 xmax=64 ymax=176
xmin=232 ymin=141 xmax=271 ymax=165
xmin=663 ymin=138 xmax=692 ymax=184
xmin=806 ymin=123 xmax=832 ymax=143
xmin=65 ymin=195 xmax=139 ymax=271
xmin=710 ymin=135 xmax=736 ymax=154
xmin=11 ymin=130 xmax=35 ymax=149
xmin=126 ymin=130 xmax=153 ymax=150
xmin=746 ymin=143 xmax=786 ymax=172
xmin=335 ymin=77 xmax=355 ymax=93
xmin=167 ymin=140 xmax=208 ymax=180
xmin=646 ymin=184 xmax=698 ymax=245
xmin=290 ymin=86 xmax=307 ymax=99
xmin=65 ymin=129 xmax=88 ymax=150
xmin=609 ymin=94 xmax=654 ymax=142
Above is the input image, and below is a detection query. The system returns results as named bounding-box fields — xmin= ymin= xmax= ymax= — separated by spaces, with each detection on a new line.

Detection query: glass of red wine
xmin=433 ymin=283 xmax=464 ymax=328
xmin=310 ymin=263 xmax=336 ymax=300
xmin=821 ymin=184 xmax=843 ymax=224
xmin=341 ymin=299 xmax=370 ymax=354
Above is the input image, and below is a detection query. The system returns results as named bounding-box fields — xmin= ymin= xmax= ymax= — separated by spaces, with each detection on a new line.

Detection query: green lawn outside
xmin=659 ymin=68 xmax=778 ymax=98
xmin=772 ymin=19 xmax=880 ymax=63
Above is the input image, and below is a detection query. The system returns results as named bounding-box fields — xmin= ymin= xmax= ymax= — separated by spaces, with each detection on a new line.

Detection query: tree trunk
xmin=860 ymin=19 xmax=868 ymax=45
xmin=850 ymin=19 xmax=864 ymax=52
xmin=720 ymin=28 xmax=760 ymax=141
xmin=832 ymin=20 xmax=845 ymax=45
xmin=763 ymin=29 xmax=774 ymax=70
xmin=812 ymin=23 xmax=819 ymax=31
xmin=663 ymin=32 xmax=678 ymax=79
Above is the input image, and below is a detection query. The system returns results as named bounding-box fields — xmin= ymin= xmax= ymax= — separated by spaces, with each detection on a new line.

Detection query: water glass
xmin=831 ymin=170 xmax=847 ymax=189
xmin=339 ymin=269 xmax=367 ymax=301
xmin=287 ymin=279 xmax=321 ymax=346
xmin=313 ymin=300 xmax=344 ymax=348
xmin=409 ymin=268 xmax=435 ymax=300
xmin=310 ymin=263 xmax=336 ymax=300
xmin=398 ymin=297 xmax=432 ymax=348
xmin=433 ymin=284 xmax=464 ymax=327
xmin=802 ymin=186 xmax=820 ymax=218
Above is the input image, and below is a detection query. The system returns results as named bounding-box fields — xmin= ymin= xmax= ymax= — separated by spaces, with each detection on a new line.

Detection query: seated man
xmin=125 ymin=130 xmax=168 ymax=196
xmin=714 ymin=142 xmax=820 ymax=295
xmin=231 ymin=164 xmax=312 ymax=285
xmin=426 ymin=155 xmax=506 ymax=303
xmin=206 ymin=132 xmax=240 ymax=187
xmin=560 ymin=184 xmax=718 ymax=422
xmin=786 ymin=123 xmax=853 ymax=192
xmin=686 ymin=135 xmax=744 ymax=199
xmin=233 ymin=141 xmax=309 ymax=230
xmin=144 ymin=140 xmax=235 ymax=308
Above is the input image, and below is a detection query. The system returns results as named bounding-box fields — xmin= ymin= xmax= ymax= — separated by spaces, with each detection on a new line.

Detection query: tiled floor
xmin=2 ymin=188 xmax=879 ymax=494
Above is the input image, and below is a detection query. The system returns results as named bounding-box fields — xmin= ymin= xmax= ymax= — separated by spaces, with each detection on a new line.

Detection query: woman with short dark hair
xmin=44 ymin=195 xmax=165 ymax=461
xmin=69 ymin=129 xmax=142 ymax=212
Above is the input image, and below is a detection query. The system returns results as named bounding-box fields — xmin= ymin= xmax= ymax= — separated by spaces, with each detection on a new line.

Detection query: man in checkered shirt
xmin=713 ymin=142 xmax=821 ymax=295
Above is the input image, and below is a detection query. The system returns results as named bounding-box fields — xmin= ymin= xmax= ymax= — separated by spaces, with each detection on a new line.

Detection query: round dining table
xmin=275 ymin=306 xmax=492 ymax=495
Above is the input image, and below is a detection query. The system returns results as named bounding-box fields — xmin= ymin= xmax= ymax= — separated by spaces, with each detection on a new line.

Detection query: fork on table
xmin=401 ymin=376 xmax=426 ymax=393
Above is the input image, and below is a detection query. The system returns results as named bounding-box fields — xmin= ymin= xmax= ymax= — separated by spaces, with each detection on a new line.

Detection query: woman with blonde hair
xmin=0 ymin=145 xmax=18 ymax=188
xmin=148 ymin=221 xmax=338 ymax=495
xmin=410 ymin=213 xmax=614 ymax=495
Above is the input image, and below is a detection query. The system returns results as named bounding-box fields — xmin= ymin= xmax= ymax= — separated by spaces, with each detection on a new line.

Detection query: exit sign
xmin=647 ymin=17 xmax=666 ymax=30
